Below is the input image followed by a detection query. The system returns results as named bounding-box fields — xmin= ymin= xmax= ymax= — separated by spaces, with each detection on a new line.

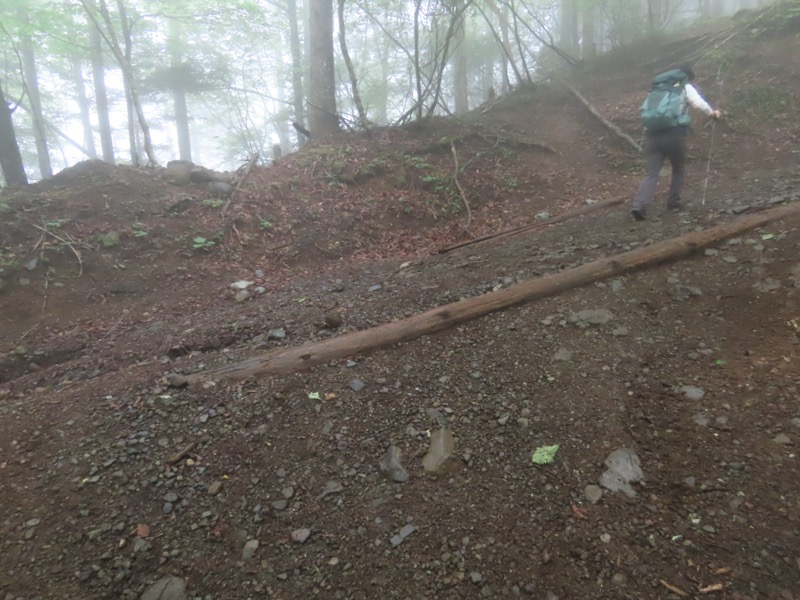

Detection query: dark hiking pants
xmin=632 ymin=126 xmax=688 ymax=211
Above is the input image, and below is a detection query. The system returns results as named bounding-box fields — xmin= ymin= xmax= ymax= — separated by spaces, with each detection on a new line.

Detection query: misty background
xmin=0 ymin=0 xmax=767 ymax=184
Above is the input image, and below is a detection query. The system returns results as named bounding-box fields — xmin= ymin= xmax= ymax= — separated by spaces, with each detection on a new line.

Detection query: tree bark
xmin=453 ymin=0 xmax=469 ymax=115
xmin=0 ymin=81 xmax=28 ymax=185
xmin=308 ymin=0 xmax=338 ymax=137
xmin=21 ymin=30 xmax=53 ymax=179
xmin=287 ymin=0 xmax=306 ymax=139
xmin=337 ymin=0 xmax=368 ymax=128
xmin=168 ymin=18 xmax=192 ymax=162
xmin=71 ymin=58 xmax=98 ymax=159
xmin=90 ymin=25 xmax=115 ymax=164
xmin=172 ymin=202 xmax=800 ymax=385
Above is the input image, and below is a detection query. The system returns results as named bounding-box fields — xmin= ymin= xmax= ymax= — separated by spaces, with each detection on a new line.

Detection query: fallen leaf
xmin=570 ymin=504 xmax=588 ymax=520
xmin=531 ymin=444 xmax=560 ymax=465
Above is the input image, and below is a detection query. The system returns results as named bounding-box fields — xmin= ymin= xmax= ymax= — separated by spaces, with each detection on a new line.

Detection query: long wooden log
xmin=173 ymin=203 xmax=800 ymax=385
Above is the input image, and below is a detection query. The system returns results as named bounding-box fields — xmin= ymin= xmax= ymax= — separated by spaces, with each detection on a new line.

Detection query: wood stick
xmin=170 ymin=202 xmax=800 ymax=385
xmin=438 ymin=195 xmax=626 ymax=254
xmin=562 ymin=81 xmax=642 ymax=153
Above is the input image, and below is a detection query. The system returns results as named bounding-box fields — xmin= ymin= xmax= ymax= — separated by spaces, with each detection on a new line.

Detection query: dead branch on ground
xmin=562 ymin=82 xmax=642 ymax=153
xmin=450 ymin=141 xmax=472 ymax=231
xmin=438 ymin=195 xmax=626 ymax=254
xmin=221 ymin=153 xmax=259 ymax=219
xmin=167 ymin=202 xmax=800 ymax=385
xmin=30 ymin=223 xmax=84 ymax=276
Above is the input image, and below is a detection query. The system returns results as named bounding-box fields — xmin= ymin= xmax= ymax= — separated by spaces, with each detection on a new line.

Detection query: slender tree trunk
xmin=413 ymin=0 xmax=423 ymax=121
xmin=308 ymin=0 xmax=338 ymax=136
xmin=0 ymin=82 xmax=28 ymax=185
xmin=582 ymin=2 xmax=596 ymax=59
xmin=337 ymin=0 xmax=368 ymax=128
xmin=21 ymin=32 xmax=53 ymax=179
xmin=453 ymin=0 xmax=469 ymax=115
xmin=498 ymin=3 xmax=511 ymax=93
xmin=89 ymin=0 xmax=157 ymax=165
xmin=71 ymin=59 xmax=98 ymax=159
xmin=374 ymin=42 xmax=390 ymax=123
xmin=90 ymin=26 xmax=115 ymax=164
xmin=287 ymin=0 xmax=306 ymax=135
xmin=559 ymin=0 xmax=579 ymax=56
xmin=168 ymin=19 xmax=192 ymax=161
xmin=115 ymin=0 xmax=141 ymax=165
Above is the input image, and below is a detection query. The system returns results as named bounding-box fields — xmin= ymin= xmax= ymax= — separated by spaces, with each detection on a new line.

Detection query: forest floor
xmin=2 ymin=9 xmax=800 ymax=600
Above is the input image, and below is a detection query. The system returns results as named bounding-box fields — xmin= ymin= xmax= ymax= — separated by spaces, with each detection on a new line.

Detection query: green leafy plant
xmin=192 ymin=236 xmax=216 ymax=250
xmin=258 ymin=219 xmax=274 ymax=230
xmin=132 ymin=222 xmax=149 ymax=238
xmin=202 ymin=198 xmax=225 ymax=209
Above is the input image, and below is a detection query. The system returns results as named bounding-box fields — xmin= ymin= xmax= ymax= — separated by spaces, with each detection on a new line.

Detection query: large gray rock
xmin=140 ymin=575 xmax=188 ymax=600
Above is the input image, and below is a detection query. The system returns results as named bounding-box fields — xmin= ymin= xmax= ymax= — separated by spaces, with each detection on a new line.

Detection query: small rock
xmin=681 ymin=385 xmax=705 ymax=401
xmin=390 ymin=524 xmax=416 ymax=547
xmin=584 ymin=484 xmax=603 ymax=504
xmin=242 ymin=539 xmax=259 ymax=561
xmin=350 ymin=379 xmax=366 ymax=392
xmin=208 ymin=481 xmax=223 ymax=495
xmin=773 ymin=433 xmax=792 ymax=445
xmin=291 ymin=528 xmax=311 ymax=543
xmin=379 ymin=445 xmax=410 ymax=483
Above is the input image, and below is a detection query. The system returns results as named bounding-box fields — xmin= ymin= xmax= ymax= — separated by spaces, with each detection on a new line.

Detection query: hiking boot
xmin=667 ymin=201 xmax=683 ymax=211
xmin=631 ymin=208 xmax=647 ymax=221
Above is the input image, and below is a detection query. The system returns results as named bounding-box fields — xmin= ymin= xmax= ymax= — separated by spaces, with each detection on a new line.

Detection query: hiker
xmin=631 ymin=64 xmax=721 ymax=221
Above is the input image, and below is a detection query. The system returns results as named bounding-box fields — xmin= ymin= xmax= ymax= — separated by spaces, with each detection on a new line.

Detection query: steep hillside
xmin=1 ymin=8 xmax=800 ymax=600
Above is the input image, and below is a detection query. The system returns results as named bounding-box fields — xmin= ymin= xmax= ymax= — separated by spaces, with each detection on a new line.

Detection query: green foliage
xmin=192 ymin=236 xmax=216 ymax=250
xmin=132 ymin=222 xmax=149 ymax=238
xmin=202 ymin=198 xmax=225 ymax=209
xmin=258 ymin=219 xmax=274 ymax=230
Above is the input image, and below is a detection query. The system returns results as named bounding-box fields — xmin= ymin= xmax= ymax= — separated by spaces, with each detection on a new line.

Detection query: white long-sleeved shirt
xmin=684 ymin=83 xmax=714 ymax=116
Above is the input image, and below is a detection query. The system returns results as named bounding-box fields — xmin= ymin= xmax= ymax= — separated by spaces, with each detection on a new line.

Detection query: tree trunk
xmin=21 ymin=31 xmax=53 ymax=179
xmin=116 ymin=0 xmax=140 ymax=166
xmin=453 ymin=0 xmax=469 ymax=115
xmin=413 ymin=0 xmax=423 ymax=121
xmin=337 ymin=0 xmax=368 ymax=128
xmin=581 ymin=2 xmax=596 ymax=59
xmin=308 ymin=0 xmax=338 ymax=137
xmin=287 ymin=0 xmax=306 ymax=138
xmin=90 ymin=26 xmax=115 ymax=164
xmin=71 ymin=58 xmax=98 ymax=159
xmin=83 ymin=0 xmax=157 ymax=166
xmin=168 ymin=18 xmax=192 ymax=162
xmin=559 ymin=0 xmax=579 ymax=57
xmin=0 ymin=82 xmax=28 ymax=186
xmin=173 ymin=202 xmax=800 ymax=385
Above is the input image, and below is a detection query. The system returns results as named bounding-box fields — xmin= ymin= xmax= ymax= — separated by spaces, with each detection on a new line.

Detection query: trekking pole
xmin=701 ymin=119 xmax=717 ymax=206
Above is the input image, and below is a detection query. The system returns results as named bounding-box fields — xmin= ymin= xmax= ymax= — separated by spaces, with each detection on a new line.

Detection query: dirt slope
xmin=1 ymin=10 xmax=800 ymax=600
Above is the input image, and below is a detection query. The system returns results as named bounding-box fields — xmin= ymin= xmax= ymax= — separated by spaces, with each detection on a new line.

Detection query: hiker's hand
xmin=711 ymin=109 xmax=721 ymax=120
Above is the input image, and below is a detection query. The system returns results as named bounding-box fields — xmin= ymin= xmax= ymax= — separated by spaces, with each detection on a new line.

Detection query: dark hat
xmin=674 ymin=63 xmax=695 ymax=80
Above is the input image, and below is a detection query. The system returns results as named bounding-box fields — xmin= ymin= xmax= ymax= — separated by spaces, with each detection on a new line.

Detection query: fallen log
xmin=171 ymin=202 xmax=800 ymax=385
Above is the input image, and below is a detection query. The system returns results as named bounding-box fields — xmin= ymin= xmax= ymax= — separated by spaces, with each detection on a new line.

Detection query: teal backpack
xmin=640 ymin=68 xmax=691 ymax=131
